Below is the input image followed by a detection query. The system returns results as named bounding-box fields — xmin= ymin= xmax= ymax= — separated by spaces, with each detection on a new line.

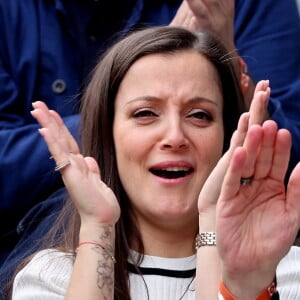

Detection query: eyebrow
xmin=125 ymin=96 xmax=221 ymax=107
xmin=186 ymin=96 xmax=221 ymax=107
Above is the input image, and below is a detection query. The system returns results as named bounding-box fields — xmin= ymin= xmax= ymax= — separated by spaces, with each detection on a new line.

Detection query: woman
xmin=10 ymin=26 xmax=300 ymax=299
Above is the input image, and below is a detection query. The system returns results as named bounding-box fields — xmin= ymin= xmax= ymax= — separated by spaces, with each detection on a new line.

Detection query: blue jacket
xmin=0 ymin=0 xmax=181 ymax=257
xmin=1 ymin=0 xmax=300 ymax=259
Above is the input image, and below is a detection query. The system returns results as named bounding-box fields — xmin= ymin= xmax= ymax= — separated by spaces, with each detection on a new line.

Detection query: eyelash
xmin=132 ymin=109 xmax=157 ymax=118
xmin=132 ymin=109 xmax=213 ymax=122
xmin=187 ymin=110 xmax=212 ymax=121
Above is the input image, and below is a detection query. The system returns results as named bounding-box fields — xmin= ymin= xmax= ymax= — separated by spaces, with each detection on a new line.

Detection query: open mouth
xmin=149 ymin=167 xmax=194 ymax=179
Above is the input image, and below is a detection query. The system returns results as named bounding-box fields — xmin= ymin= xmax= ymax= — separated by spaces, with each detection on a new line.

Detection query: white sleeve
xmin=277 ymin=246 xmax=300 ymax=299
xmin=12 ymin=249 xmax=73 ymax=300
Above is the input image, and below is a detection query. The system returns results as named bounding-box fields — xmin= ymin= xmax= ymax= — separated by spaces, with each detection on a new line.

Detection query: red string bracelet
xmin=77 ymin=241 xmax=116 ymax=263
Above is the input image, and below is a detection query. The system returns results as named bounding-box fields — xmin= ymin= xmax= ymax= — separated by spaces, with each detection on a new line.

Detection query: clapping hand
xmin=31 ymin=101 xmax=121 ymax=227
xmin=216 ymin=103 xmax=300 ymax=297
xmin=171 ymin=0 xmax=235 ymax=52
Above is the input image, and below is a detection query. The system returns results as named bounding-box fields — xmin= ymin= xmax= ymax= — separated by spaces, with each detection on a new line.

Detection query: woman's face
xmin=113 ymin=50 xmax=224 ymax=229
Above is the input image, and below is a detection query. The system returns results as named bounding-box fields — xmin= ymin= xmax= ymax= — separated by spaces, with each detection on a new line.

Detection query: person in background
xmin=9 ymin=26 xmax=300 ymax=300
xmin=1 ymin=0 xmax=300 ymax=268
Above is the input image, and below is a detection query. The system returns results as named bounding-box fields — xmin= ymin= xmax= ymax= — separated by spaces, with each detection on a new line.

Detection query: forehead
xmin=116 ymin=50 xmax=223 ymax=107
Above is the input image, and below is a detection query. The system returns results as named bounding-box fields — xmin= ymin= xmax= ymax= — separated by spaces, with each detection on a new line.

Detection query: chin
xmin=154 ymin=205 xmax=197 ymax=222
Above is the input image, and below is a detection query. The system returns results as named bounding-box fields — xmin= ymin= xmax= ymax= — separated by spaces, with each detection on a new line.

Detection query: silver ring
xmin=54 ymin=159 xmax=71 ymax=172
xmin=240 ymin=177 xmax=253 ymax=186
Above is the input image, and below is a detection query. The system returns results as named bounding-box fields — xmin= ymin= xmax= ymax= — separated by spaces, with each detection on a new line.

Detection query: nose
xmin=160 ymin=118 xmax=189 ymax=151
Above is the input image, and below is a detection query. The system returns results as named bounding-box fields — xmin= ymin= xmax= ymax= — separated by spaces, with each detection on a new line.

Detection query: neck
xmin=131 ymin=218 xmax=198 ymax=258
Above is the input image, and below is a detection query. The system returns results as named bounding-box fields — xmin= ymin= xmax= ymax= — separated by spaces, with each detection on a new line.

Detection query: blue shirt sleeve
xmin=0 ymin=1 xmax=81 ymax=243
xmin=234 ymin=0 xmax=300 ymax=176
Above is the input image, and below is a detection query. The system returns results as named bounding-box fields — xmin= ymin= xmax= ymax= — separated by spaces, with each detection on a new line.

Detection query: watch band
xmin=195 ymin=232 xmax=216 ymax=249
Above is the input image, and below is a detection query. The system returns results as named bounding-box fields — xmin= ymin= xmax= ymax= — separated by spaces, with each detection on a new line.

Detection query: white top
xmin=128 ymin=250 xmax=196 ymax=299
xmin=12 ymin=246 xmax=300 ymax=299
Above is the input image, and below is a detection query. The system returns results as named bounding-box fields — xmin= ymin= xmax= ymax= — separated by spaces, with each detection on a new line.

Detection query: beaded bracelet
xmin=218 ymin=278 xmax=279 ymax=300
xmin=76 ymin=241 xmax=116 ymax=263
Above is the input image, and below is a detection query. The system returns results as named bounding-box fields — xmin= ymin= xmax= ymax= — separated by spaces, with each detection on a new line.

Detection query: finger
xmin=269 ymin=129 xmax=292 ymax=182
xmin=228 ymin=112 xmax=249 ymax=150
xmin=204 ymin=111 xmax=255 ymax=204
xmin=186 ymin=0 xmax=207 ymax=19
xmin=49 ymin=109 xmax=80 ymax=154
xmin=38 ymin=127 xmax=71 ymax=168
xmin=59 ymin=153 xmax=90 ymax=184
xmin=198 ymin=113 xmax=249 ymax=208
xmin=63 ymin=154 xmax=101 ymax=180
xmin=32 ymin=102 xmax=79 ymax=153
xmin=237 ymin=80 xmax=269 ymax=178
xmin=85 ymin=156 xmax=101 ymax=178
xmin=185 ymin=1 xmax=210 ymax=32
xmin=254 ymin=120 xmax=277 ymax=179
xmin=240 ymin=125 xmax=263 ymax=178
xmin=31 ymin=101 xmax=59 ymax=132
xmin=286 ymin=162 xmax=300 ymax=228
xmin=188 ymin=0 xmax=235 ymax=49
xmin=248 ymin=80 xmax=270 ymax=127
xmin=201 ymin=0 xmax=234 ymax=17
xmin=170 ymin=1 xmax=193 ymax=27
xmin=61 ymin=153 xmax=120 ymax=225
xmin=31 ymin=101 xmax=80 ymax=163
xmin=220 ymin=146 xmax=247 ymax=199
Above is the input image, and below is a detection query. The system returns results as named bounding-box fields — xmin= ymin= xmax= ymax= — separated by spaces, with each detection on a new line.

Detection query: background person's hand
xmin=31 ymin=101 xmax=121 ymax=227
xmin=171 ymin=0 xmax=235 ymax=52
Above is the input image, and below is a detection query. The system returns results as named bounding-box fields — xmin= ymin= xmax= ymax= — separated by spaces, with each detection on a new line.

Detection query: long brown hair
xmin=8 ymin=26 xmax=245 ymax=299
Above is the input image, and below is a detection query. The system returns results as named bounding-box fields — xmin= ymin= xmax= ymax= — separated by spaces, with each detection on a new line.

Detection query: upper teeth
xmin=161 ymin=167 xmax=189 ymax=171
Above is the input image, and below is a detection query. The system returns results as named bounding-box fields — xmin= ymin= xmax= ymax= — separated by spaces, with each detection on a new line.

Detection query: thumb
xmin=85 ymin=156 xmax=102 ymax=178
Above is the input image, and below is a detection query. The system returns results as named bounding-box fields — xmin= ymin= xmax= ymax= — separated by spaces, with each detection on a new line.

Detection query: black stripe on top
xmin=127 ymin=262 xmax=196 ymax=278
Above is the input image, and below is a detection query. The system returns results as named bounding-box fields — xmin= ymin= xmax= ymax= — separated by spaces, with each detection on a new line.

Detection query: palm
xmin=216 ymin=122 xmax=300 ymax=276
xmin=31 ymin=101 xmax=121 ymax=226
xmin=217 ymin=177 xmax=298 ymax=273
xmin=64 ymin=155 xmax=120 ymax=225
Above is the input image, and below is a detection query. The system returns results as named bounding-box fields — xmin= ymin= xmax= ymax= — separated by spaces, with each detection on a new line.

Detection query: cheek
xmin=113 ymin=127 xmax=146 ymax=173
xmin=113 ymin=130 xmax=149 ymax=203
xmin=114 ymin=139 xmax=135 ymax=193
xmin=197 ymin=129 xmax=224 ymax=166
xmin=114 ymin=134 xmax=132 ymax=168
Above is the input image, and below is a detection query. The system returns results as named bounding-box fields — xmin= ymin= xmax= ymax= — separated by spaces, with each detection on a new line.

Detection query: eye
xmin=187 ymin=109 xmax=212 ymax=121
xmin=133 ymin=109 xmax=157 ymax=118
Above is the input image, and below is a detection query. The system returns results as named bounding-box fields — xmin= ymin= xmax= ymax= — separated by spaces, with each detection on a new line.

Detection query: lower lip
xmin=150 ymin=172 xmax=193 ymax=185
